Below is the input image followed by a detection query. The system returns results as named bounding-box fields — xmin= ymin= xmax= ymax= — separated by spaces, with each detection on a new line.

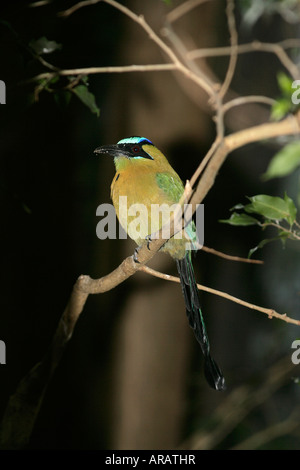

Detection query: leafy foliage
xmin=72 ymin=83 xmax=100 ymax=117
xmin=262 ymin=140 xmax=300 ymax=180
xmin=29 ymin=37 xmax=100 ymax=116
xmin=220 ymin=194 xmax=300 ymax=256
xmin=35 ymin=74 xmax=100 ymax=117
xmin=271 ymin=72 xmax=299 ymax=121
xmin=29 ymin=37 xmax=62 ymax=55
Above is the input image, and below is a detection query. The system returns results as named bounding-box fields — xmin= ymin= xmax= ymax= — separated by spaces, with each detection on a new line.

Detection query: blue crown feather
xmin=117 ymin=136 xmax=153 ymax=145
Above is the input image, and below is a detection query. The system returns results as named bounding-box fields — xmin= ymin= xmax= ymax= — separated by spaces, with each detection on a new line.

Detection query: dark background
xmin=0 ymin=0 xmax=299 ymax=449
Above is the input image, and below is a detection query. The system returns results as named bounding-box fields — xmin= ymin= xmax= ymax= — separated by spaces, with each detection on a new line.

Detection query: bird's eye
xmin=132 ymin=145 xmax=140 ymax=153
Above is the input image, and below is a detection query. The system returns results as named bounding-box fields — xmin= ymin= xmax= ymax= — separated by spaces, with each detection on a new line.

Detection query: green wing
xmin=156 ymin=172 xmax=184 ymax=203
xmin=156 ymin=172 xmax=198 ymax=248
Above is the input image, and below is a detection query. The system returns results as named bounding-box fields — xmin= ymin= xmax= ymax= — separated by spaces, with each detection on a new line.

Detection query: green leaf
xmin=29 ymin=37 xmax=62 ymax=55
xmin=245 ymin=194 xmax=294 ymax=222
xmin=278 ymin=230 xmax=291 ymax=246
xmin=284 ymin=192 xmax=297 ymax=225
xmin=277 ymin=71 xmax=294 ymax=97
xmin=271 ymin=98 xmax=293 ymax=121
xmin=219 ymin=212 xmax=260 ymax=226
xmin=248 ymin=227 xmax=296 ymax=257
xmin=72 ymin=85 xmax=100 ymax=117
xmin=248 ymin=237 xmax=275 ymax=258
xmin=262 ymin=141 xmax=300 ymax=180
xmin=271 ymin=73 xmax=295 ymax=120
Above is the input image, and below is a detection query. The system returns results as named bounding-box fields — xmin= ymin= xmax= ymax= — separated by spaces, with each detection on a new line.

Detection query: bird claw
xmin=145 ymin=234 xmax=152 ymax=251
xmin=133 ymin=247 xmax=141 ymax=264
xmin=133 ymin=235 xmax=152 ymax=263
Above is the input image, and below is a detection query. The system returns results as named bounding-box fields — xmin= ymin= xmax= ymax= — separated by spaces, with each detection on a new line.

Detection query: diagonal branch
xmin=138 ymin=265 xmax=300 ymax=326
xmin=201 ymin=245 xmax=264 ymax=264
xmin=166 ymin=0 xmax=213 ymax=24
xmin=189 ymin=112 xmax=300 ymax=211
xmin=58 ymin=0 xmax=218 ymax=100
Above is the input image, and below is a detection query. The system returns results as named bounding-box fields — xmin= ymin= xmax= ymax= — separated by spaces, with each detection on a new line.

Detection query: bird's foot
xmin=145 ymin=234 xmax=152 ymax=251
xmin=133 ymin=235 xmax=154 ymax=263
xmin=133 ymin=246 xmax=141 ymax=264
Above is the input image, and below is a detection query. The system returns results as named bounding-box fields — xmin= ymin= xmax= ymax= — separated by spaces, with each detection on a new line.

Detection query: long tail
xmin=176 ymin=253 xmax=226 ymax=391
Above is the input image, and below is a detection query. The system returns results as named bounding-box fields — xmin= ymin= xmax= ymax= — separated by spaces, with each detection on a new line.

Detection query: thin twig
xmin=161 ymin=23 xmax=214 ymax=88
xmin=222 ymin=95 xmax=276 ymax=113
xmin=218 ymin=0 xmax=238 ymax=100
xmin=166 ymin=0 xmax=212 ymax=24
xmin=260 ymin=222 xmax=300 ymax=241
xmin=139 ymin=265 xmax=300 ymax=326
xmin=189 ymin=39 xmax=300 ymax=79
xmin=59 ymin=0 xmax=101 ymax=17
xmin=189 ymin=112 xmax=300 ymax=209
xmin=101 ymin=0 xmax=187 ymax=77
xmin=27 ymin=64 xmax=177 ymax=84
xmin=28 ymin=0 xmax=53 ymax=6
xmin=188 ymin=39 xmax=300 ymax=59
xmin=189 ymin=137 xmax=221 ymax=188
xmin=201 ymin=245 xmax=264 ymax=264
xmin=58 ymin=0 xmax=217 ymax=100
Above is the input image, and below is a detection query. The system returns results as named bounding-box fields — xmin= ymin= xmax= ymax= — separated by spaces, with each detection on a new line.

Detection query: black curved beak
xmin=94 ymin=144 xmax=130 ymax=158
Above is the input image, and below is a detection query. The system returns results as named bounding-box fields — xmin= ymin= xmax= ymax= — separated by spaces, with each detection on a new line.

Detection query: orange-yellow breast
xmin=110 ymin=145 xmax=196 ymax=258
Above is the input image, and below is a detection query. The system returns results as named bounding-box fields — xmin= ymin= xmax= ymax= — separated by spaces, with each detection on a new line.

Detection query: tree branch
xmin=56 ymin=0 xmax=218 ymax=100
xmin=138 ymin=265 xmax=300 ymax=326
xmin=189 ymin=112 xmax=300 ymax=212
xmin=166 ymin=0 xmax=212 ymax=24
xmin=188 ymin=39 xmax=300 ymax=79
xmin=27 ymin=64 xmax=178 ymax=84
xmin=218 ymin=0 xmax=238 ymax=100
xmin=201 ymin=245 xmax=264 ymax=264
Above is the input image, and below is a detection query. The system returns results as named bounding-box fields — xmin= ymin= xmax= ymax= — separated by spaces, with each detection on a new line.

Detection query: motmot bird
xmin=94 ymin=136 xmax=226 ymax=391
